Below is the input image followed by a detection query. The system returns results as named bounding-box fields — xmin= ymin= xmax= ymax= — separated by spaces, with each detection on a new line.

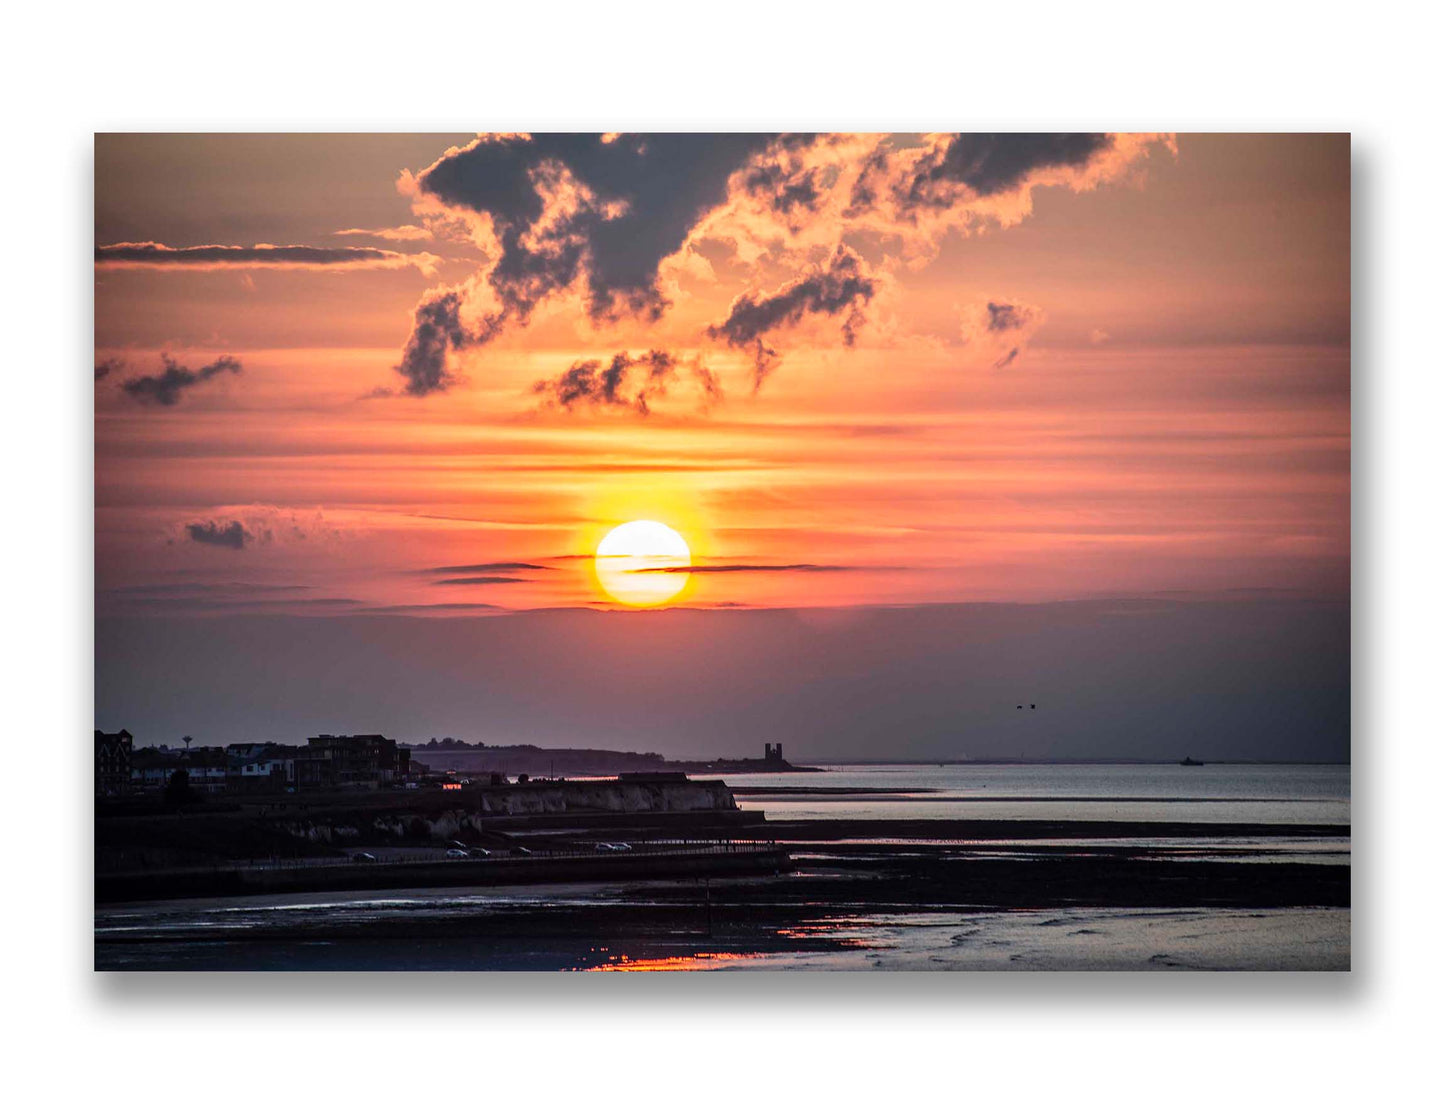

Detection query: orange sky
xmin=94 ymin=133 xmax=1349 ymax=617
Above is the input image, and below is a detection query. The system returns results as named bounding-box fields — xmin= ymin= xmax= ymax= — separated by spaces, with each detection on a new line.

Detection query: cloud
xmin=958 ymin=298 xmax=1045 ymax=370
xmin=120 ymin=354 xmax=242 ymax=406
xmin=94 ymin=356 xmax=123 ymax=381
xmin=532 ymin=349 xmax=716 ymax=416
xmin=386 ymin=132 xmax=1172 ymax=398
xmin=888 ymin=133 xmax=1115 ymax=209
xmin=695 ymin=132 xmax=1173 ymax=274
xmin=390 ymin=134 xmax=772 ymax=390
xmin=430 ymin=576 xmax=528 ymax=586
xmin=740 ymin=148 xmax=826 ymax=218
xmin=351 ymin=603 xmax=502 ymax=614
xmin=96 ymin=241 xmax=440 ymax=274
xmin=185 ymin=520 xmax=251 ymax=550
xmin=707 ymin=245 xmax=878 ymax=389
xmin=169 ymin=506 xmax=344 ymax=550
xmin=985 ymin=301 xmax=1038 ymax=333
xmin=393 ymin=288 xmax=469 ymax=396
xmin=333 ymin=225 xmax=433 ymax=242
xmin=421 ymin=562 xmax=555 ymax=574
xmin=632 ymin=563 xmax=856 ymax=574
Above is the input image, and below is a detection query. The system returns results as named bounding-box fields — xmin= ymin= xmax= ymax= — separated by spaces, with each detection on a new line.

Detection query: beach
xmin=95 ymin=762 xmax=1349 ymax=970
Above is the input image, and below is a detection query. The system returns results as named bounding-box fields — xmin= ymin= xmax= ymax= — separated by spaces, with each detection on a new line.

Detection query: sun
xmin=595 ymin=520 xmax=691 ymax=607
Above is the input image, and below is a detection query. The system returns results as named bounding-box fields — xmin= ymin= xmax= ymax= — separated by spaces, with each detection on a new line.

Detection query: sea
xmin=95 ymin=762 xmax=1350 ymax=971
xmin=709 ymin=761 xmax=1350 ymax=825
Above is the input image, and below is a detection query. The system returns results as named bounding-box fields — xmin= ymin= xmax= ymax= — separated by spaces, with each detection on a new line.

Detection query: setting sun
xmin=595 ymin=520 xmax=691 ymax=607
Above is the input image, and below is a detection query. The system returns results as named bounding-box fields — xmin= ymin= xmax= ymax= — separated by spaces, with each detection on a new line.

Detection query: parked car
xmin=445 ymin=848 xmax=471 ymax=858
xmin=351 ymin=852 xmax=378 ymax=863
xmin=512 ymin=846 xmax=534 ymax=856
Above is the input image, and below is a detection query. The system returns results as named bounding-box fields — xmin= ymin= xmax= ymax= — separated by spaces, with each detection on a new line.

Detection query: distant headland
xmin=405 ymin=739 xmax=821 ymax=777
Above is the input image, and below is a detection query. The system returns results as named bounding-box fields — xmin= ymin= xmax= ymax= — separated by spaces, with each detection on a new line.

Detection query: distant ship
xmin=1179 ymin=756 xmax=1204 ymax=767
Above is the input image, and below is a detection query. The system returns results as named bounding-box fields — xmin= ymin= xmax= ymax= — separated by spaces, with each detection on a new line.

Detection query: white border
xmin=7 ymin=1 xmax=1441 ymax=1099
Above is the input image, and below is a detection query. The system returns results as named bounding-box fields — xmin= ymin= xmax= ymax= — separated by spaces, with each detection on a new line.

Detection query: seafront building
xmin=293 ymin=734 xmax=411 ymax=791
xmin=99 ymin=733 xmax=415 ymax=796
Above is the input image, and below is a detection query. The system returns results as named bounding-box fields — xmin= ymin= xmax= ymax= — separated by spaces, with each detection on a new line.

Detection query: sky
xmin=94 ymin=133 xmax=1350 ymax=758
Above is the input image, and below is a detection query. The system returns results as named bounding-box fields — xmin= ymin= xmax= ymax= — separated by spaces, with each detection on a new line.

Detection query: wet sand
xmin=96 ymin=815 xmax=1349 ymax=970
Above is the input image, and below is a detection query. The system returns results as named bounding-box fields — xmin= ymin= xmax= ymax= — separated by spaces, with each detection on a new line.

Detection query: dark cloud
xmin=843 ymin=146 xmax=894 ymax=218
xmin=707 ymin=246 xmax=877 ymax=389
xmin=742 ymin=161 xmax=823 ymax=215
xmin=95 ymin=356 xmax=124 ymax=381
xmin=896 ymin=133 xmax=1114 ymax=209
xmin=691 ymin=362 xmax=723 ymax=408
xmin=744 ymin=341 xmax=782 ymax=390
xmin=185 ymin=520 xmax=251 ymax=551
xmin=388 ymin=133 xmax=1149 ymax=398
xmin=393 ymin=289 xmax=468 ymax=396
xmin=959 ymin=299 xmax=1043 ymax=369
xmin=421 ymin=562 xmax=555 ymax=575
xmin=633 ymin=563 xmax=855 ymax=574
xmin=987 ymin=301 xmax=1032 ymax=332
xmin=419 ymin=134 xmax=770 ymax=315
xmin=396 ymin=134 xmax=773 ymax=391
xmin=430 ymin=576 xmax=528 ymax=587
xmin=532 ymin=349 xmax=694 ymax=416
xmin=351 ymin=603 xmax=502 ymax=614
xmin=120 ymin=354 xmax=241 ymax=407
xmin=95 ymin=241 xmax=436 ymax=271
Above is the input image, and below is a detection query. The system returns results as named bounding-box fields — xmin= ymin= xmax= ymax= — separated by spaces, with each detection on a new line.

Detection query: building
xmin=293 ymin=734 xmax=411 ymax=791
xmin=127 ymin=744 xmax=229 ymax=793
xmin=173 ymin=747 xmax=229 ymax=794
xmin=763 ymin=742 xmax=785 ymax=766
xmin=95 ymin=730 xmax=133 ymax=796
xmin=226 ymin=743 xmax=297 ymax=792
xmin=129 ymin=745 xmax=183 ymax=790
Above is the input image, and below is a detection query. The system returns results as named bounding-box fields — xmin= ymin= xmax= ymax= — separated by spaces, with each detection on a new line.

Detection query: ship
xmin=1179 ymin=756 xmax=1204 ymax=766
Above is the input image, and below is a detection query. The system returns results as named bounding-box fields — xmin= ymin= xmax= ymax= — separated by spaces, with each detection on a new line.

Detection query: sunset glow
xmin=94 ymin=134 xmax=1348 ymax=624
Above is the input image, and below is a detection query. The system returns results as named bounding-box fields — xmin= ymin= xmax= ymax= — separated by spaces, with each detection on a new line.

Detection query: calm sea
xmin=704 ymin=762 xmax=1350 ymax=825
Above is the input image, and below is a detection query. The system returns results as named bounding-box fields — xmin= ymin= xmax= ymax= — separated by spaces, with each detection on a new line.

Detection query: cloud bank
xmin=388 ymin=132 xmax=1172 ymax=396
